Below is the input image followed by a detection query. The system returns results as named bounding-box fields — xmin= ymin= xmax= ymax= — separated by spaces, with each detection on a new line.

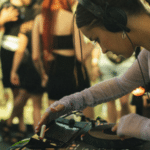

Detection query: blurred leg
xmin=7 ymin=89 xmax=30 ymax=132
xmin=6 ymin=89 xmax=30 ymax=144
xmin=119 ymin=93 xmax=131 ymax=118
xmin=32 ymin=94 xmax=43 ymax=129
xmin=107 ymin=100 xmax=117 ymax=123
xmin=82 ymin=107 xmax=95 ymax=119
xmin=13 ymin=88 xmax=19 ymax=99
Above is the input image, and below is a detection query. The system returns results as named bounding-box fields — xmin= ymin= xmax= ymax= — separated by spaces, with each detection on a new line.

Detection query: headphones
xmin=77 ymin=0 xmax=130 ymax=32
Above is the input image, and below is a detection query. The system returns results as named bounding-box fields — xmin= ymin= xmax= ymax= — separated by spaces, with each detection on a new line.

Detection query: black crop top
xmin=53 ymin=35 xmax=74 ymax=50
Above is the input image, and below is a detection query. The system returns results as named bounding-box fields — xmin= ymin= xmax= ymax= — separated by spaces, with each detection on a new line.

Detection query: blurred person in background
xmin=32 ymin=0 xmax=95 ymax=119
xmin=98 ymin=48 xmax=135 ymax=123
xmin=0 ymin=0 xmax=43 ymax=144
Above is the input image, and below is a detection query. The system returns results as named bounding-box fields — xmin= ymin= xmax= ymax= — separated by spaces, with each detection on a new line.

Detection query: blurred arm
xmin=11 ymin=33 xmax=28 ymax=73
xmin=32 ymin=14 xmax=48 ymax=87
xmin=32 ymin=14 xmax=45 ymax=76
xmin=0 ymin=7 xmax=19 ymax=26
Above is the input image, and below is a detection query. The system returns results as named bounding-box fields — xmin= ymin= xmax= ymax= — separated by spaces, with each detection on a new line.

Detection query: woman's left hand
xmin=35 ymin=104 xmax=65 ymax=133
xmin=10 ymin=71 xmax=20 ymax=86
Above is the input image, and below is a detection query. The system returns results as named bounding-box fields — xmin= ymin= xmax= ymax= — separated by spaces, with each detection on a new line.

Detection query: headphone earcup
xmin=103 ymin=7 xmax=128 ymax=32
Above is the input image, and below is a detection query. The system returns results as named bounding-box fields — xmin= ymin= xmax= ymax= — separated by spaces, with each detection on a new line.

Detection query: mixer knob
xmin=81 ymin=115 xmax=86 ymax=121
xmin=91 ymin=120 xmax=95 ymax=128
xmin=69 ymin=119 xmax=75 ymax=128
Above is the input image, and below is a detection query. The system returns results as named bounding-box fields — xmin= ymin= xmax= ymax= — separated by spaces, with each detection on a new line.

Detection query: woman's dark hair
xmin=76 ymin=0 xmax=149 ymax=29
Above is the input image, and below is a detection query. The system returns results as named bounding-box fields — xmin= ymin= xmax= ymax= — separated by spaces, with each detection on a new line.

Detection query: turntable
xmin=9 ymin=112 xmax=149 ymax=150
xmin=80 ymin=123 xmax=145 ymax=150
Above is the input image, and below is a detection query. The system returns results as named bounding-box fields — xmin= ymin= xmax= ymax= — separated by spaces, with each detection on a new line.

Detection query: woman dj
xmin=36 ymin=0 xmax=150 ymax=141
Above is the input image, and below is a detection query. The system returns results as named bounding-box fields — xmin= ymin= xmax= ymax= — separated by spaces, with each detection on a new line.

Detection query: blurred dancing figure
xmin=98 ymin=51 xmax=135 ymax=123
xmin=0 ymin=0 xmax=43 ymax=144
xmin=32 ymin=0 xmax=95 ymax=119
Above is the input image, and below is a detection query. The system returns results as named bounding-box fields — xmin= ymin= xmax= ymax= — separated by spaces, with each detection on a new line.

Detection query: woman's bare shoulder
xmin=59 ymin=9 xmax=73 ymax=19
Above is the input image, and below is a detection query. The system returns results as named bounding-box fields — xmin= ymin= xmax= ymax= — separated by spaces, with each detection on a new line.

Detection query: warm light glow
xmin=132 ymin=86 xmax=145 ymax=96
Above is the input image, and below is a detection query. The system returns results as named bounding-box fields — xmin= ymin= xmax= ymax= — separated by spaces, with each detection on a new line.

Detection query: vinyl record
xmin=82 ymin=123 xmax=145 ymax=149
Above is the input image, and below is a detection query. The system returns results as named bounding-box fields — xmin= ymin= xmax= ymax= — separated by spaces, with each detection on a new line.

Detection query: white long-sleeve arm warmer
xmin=46 ymin=50 xmax=150 ymax=123
xmin=117 ymin=113 xmax=150 ymax=141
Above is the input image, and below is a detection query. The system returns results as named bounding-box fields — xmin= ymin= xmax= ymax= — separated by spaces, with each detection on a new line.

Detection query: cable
xmin=78 ymin=29 xmax=84 ymax=62
xmin=73 ymin=12 xmax=86 ymax=81
xmin=125 ymin=31 xmax=150 ymax=99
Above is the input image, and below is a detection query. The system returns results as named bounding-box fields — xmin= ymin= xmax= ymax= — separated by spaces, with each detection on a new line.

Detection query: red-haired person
xmin=32 ymin=0 xmax=95 ymax=119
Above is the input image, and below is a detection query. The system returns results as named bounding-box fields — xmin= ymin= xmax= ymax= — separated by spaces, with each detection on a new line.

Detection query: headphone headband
xmin=77 ymin=0 xmax=130 ymax=32
xmin=78 ymin=0 xmax=103 ymax=18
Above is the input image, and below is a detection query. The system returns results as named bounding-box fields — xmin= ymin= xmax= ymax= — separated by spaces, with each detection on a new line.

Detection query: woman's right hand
xmin=10 ymin=71 xmax=20 ymax=86
xmin=35 ymin=104 xmax=65 ymax=133
xmin=0 ymin=7 xmax=19 ymax=24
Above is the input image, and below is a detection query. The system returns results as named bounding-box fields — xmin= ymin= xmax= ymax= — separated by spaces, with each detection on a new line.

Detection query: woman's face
xmin=80 ymin=25 xmax=135 ymax=58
